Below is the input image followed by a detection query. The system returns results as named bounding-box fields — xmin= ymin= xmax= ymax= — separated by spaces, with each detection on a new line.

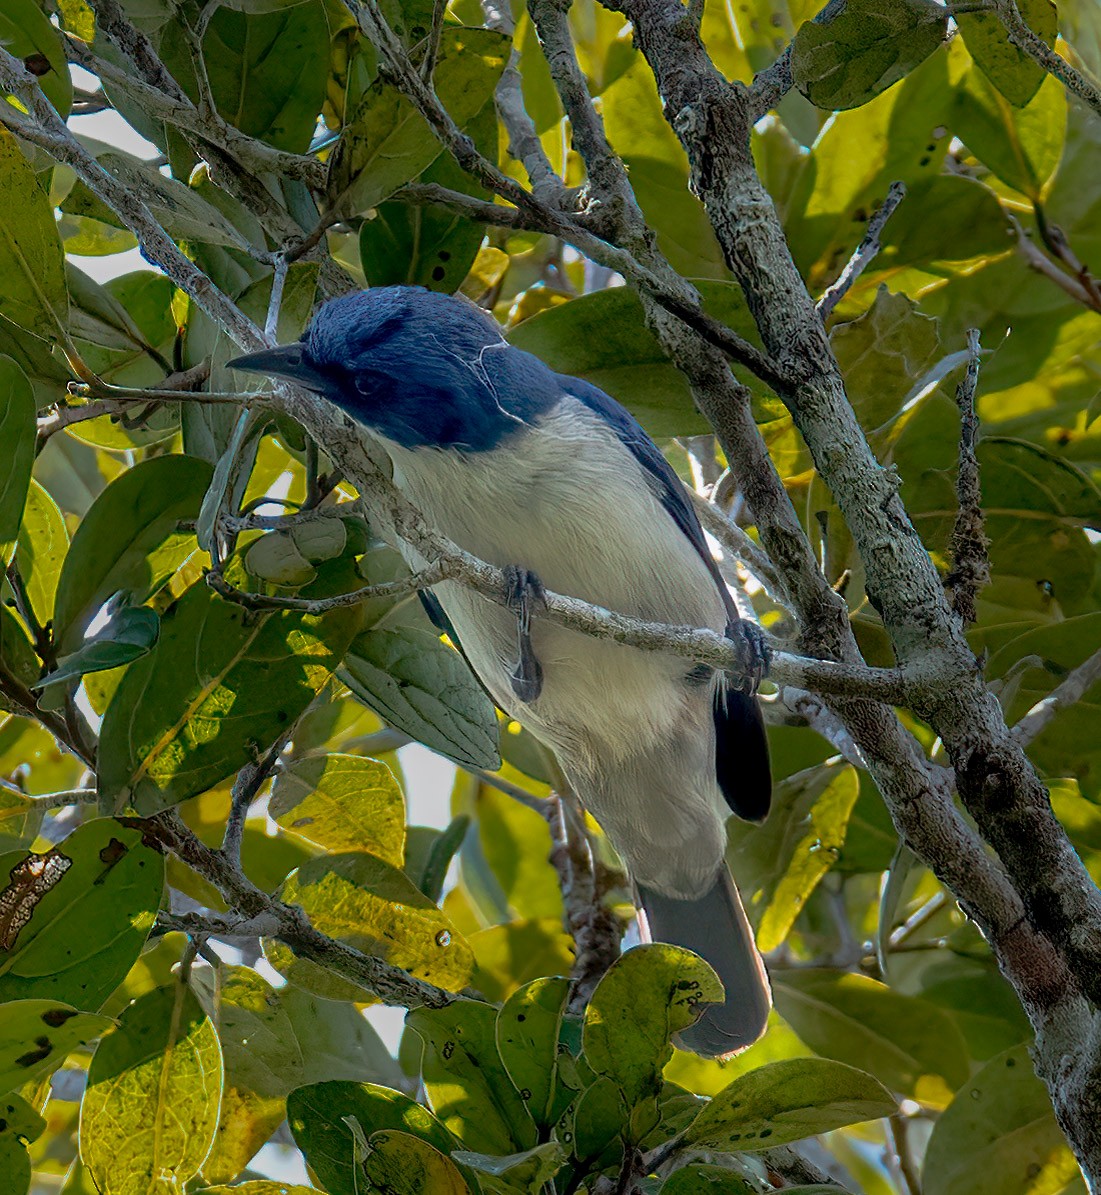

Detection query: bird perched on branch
xmin=229 ymin=286 xmax=772 ymax=1056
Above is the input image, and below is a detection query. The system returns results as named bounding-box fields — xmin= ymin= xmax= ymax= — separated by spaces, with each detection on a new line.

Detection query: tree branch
xmin=991 ymin=0 xmax=1101 ymax=117
xmin=817 ymin=181 xmax=907 ymax=320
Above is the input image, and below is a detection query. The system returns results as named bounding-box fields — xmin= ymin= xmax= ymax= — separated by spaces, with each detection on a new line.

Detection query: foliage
xmin=0 ymin=0 xmax=1098 ymax=1192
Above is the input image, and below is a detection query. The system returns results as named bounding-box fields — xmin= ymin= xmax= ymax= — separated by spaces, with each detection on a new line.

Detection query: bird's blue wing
xmin=566 ymin=377 xmax=734 ymax=616
xmin=566 ymin=377 xmax=771 ymax=823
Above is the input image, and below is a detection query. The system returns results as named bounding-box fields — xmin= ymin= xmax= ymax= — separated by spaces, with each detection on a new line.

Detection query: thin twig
xmin=135 ymin=810 xmax=459 ymax=1009
xmin=817 ymin=181 xmax=907 ymax=320
xmin=992 ymin=0 xmax=1101 ymax=117
xmin=206 ymin=561 xmax=455 ymax=614
xmin=887 ymin=1114 xmax=923 ymax=1195
xmin=944 ymin=329 xmax=989 ymax=626
xmin=221 ymin=732 xmax=291 ymax=864
xmin=1013 ymin=646 xmax=1101 ymax=748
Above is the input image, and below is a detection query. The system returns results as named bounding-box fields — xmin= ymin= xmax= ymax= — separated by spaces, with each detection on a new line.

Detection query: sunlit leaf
xmin=80 ymin=983 xmax=223 ymax=1194
xmin=265 ymin=852 xmax=474 ymax=1000
xmin=583 ymin=945 xmax=724 ymax=1110
xmin=0 ymin=357 xmax=35 ymax=568
xmin=270 ymin=752 xmax=405 ymax=862
xmin=685 ymin=1058 xmax=896 ymax=1150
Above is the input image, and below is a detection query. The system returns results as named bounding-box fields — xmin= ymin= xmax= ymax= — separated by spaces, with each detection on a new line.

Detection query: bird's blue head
xmin=227 ymin=287 xmax=560 ymax=451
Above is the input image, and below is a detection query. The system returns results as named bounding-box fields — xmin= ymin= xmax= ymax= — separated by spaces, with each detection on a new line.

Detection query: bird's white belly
xmin=377 ymin=398 xmax=727 ymax=764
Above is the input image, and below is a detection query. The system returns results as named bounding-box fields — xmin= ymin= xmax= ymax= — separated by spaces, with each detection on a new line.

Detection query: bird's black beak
xmin=226 ymin=343 xmax=328 ymax=393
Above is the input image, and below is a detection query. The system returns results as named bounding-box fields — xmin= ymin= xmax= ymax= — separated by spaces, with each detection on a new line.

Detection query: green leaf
xmin=922 ymin=1044 xmax=1079 ymax=1195
xmin=191 ymin=964 xmax=404 ymax=1179
xmin=0 ymin=1001 xmax=109 ymax=1095
xmin=362 ymin=1130 xmax=472 ymax=1194
xmin=329 ymin=27 xmax=510 ymax=215
xmin=0 ymin=0 xmax=73 ymax=116
xmin=0 ymin=357 xmax=35 ymax=568
xmin=987 ymin=615 xmax=1101 ymax=800
xmin=791 ymin=0 xmax=948 ymax=110
xmin=0 ymin=1093 xmax=44 ymax=1195
xmin=94 ymin=152 xmax=251 ymax=249
xmin=264 ymin=852 xmax=474 ymax=1000
xmin=508 ymin=281 xmax=764 ymax=438
xmin=469 ymin=918 xmax=576 ymax=1003
xmin=452 ymin=1142 xmax=565 ymax=1194
xmin=53 ymin=454 xmax=212 ymax=653
xmin=360 ymin=104 xmax=493 ymax=294
xmin=496 ymin=976 xmax=571 ymax=1134
xmin=565 ymin=1074 xmax=627 ymax=1168
xmin=416 ymin=813 xmax=471 ymax=903
xmin=159 ymin=2 xmax=330 ymax=154
xmin=200 ymin=1185 xmax=323 ymax=1195
xmin=270 ymin=753 xmax=406 ymax=862
xmin=773 ymin=970 xmax=969 ymax=1106
xmin=0 ymin=820 xmax=164 ymax=1009
xmin=98 ymin=573 xmax=361 ymax=814
xmin=726 ymin=761 xmax=859 ymax=952
xmin=0 ymin=605 xmax=40 ymax=717
xmin=0 ymin=128 xmax=68 ymax=344
xmin=948 ymin=45 xmax=1066 ymax=198
xmin=660 ymin=1166 xmax=756 ymax=1195
xmin=342 ymin=626 xmax=500 ymax=770
xmin=583 ymin=945 xmax=724 ymax=1109
xmin=408 ymin=999 xmax=537 ymax=1154
xmin=957 ymin=0 xmax=1058 ymax=108
xmin=35 ymin=605 xmax=160 ymax=694
xmin=685 ymin=1058 xmax=896 ymax=1151
xmin=475 ymin=783 xmax=561 ymax=921
xmin=80 ymin=983 xmax=223 ymax=1194
xmin=14 ymin=479 xmax=69 ymax=625
xmin=288 ymin=1080 xmax=458 ymax=1195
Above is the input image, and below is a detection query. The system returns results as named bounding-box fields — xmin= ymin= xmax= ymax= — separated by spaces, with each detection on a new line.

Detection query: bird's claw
xmin=733 ymin=618 xmax=770 ymax=695
xmin=502 ymin=566 xmax=546 ymax=703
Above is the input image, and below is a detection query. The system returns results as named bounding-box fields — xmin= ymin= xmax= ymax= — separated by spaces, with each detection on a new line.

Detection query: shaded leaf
xmin=0 ymin=356 xmax=35 ymax=567
xmin=0 ymin=128 xmax=68 ymax=344
xmin=35 ymin=605 xmax=159 ymax=694
xmin=342 ymin=626 xmax=500 ymax=770
xmin=53 ymin=453 xmax=213 ymax=654
xmin=791 ymin=0 xmax=948 ymax=110
xmin=288 ymin=1080 xmax=457 ymax=1195
xmin=265 ymin=852 xmax=474 ymax=1000
xmin=408 ymin=999 xmax=537 ymax=1154
xmin=329 ymin=28 xmax=510 ymax=215
xmin=270 ymin=753 xmax=405 ymax=863
xmin=660 ymin=1166 xmax=756 ymax=1195
xmin=922 ymin=1045 xmax=1078 ymax=1195
xmin=362 ymin=1130 xmax=471 ymax=1194
xmin=80 ymin=983 xmax=223 ymax=1194
xmin=0 ymin=1092 xmax=44 ymax=1195
xmin=685 ymin=1058 xmax=896 ymax=1150
xmin=0 ymin=0 xmax=73 ymax=115
xmin=773 ymin=970 xmax=969 ymax=1106
xmin=452 ymin=1142 xmax=565 ymax=1194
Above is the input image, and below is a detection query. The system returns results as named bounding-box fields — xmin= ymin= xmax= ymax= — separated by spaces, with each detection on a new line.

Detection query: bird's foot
xmin=732 ymin=618 xmax=770 ymax=694
xmin=502 ymin=565 xmax=546 ymax=703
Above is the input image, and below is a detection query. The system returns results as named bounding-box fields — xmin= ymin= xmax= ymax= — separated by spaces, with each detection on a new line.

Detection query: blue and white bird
xmin=229 ymin=286 xmax=772 ymax=1056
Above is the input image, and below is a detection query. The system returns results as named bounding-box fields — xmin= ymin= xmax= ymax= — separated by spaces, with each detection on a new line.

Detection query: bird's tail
xmin=637 ymin=868 xmax=770 ymax=1058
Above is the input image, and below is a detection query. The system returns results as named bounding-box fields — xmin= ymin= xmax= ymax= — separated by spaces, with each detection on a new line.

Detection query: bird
xmin=228 ymin=286 xmax=772 ymax=1057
